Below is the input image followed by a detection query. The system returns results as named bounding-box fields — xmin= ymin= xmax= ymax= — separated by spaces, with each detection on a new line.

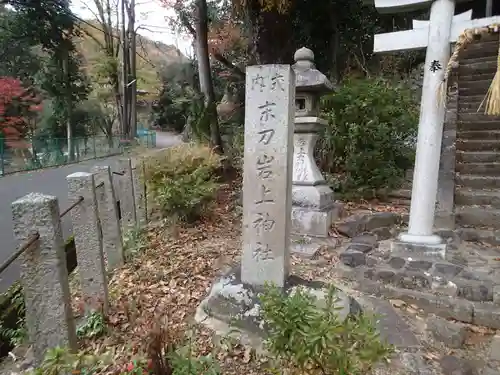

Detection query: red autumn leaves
xmin=0 ymin=77 xmax=41 ymax=148
xmin=125 ymin=358 xmax=154 ymax=374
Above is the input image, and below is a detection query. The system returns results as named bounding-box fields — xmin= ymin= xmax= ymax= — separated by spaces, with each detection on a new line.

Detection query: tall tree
xmin=0 ymin=8 xmax=42 ymax=81
xmin=195 ymin=0 xmax=223 ymax=152
xmin=125 ymin=0 xmax=138 ymax=138
xmin=79 ymin=0 xmax=124 ymax=134
xmin=162 ymin=0 xmax=224 ymax=152
xmin=36 ymin=48 xmax=90 ymax=159
xmin=13 ymin=0 xmax=91 ymax=159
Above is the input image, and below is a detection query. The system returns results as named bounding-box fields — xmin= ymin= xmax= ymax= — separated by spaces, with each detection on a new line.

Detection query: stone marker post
xmin=67 ymin=172 xmax=109 ymax=313
xmin=291 ymin=47 xmax=338 ymax=238
xmin=132 ymin=160 xmax=147 ymax=225
xmin=241 ymin=64 xmax=295 ymax=288
xmin=117 ymin=158 xmax=137 ymax=231
xmin=92 ymin=165 xmax=124 ymax=269
xmin=12 ymin=193 xmax=77 ymax=364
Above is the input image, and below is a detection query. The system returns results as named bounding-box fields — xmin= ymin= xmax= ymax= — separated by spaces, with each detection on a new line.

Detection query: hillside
xmin=74 ymin=20 xmax=188 ymax=96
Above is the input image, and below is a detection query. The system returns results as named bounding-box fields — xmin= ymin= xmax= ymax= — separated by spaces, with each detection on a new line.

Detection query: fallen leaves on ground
xmin=343 ymin=200 xmax=409 ymax=216
xmin=75 ymin=178 xmax=270 ymax=374
xmin=71 ymin=176 xmax=397 ymax=374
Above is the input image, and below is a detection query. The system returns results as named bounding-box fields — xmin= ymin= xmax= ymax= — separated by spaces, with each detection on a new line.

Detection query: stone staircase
xmin=454 ymin=34 xmax=500 ymax=242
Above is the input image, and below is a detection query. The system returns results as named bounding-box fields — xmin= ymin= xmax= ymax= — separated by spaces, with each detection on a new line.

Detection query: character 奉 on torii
xmin=364 ymin=0 xmax=500 ymax=253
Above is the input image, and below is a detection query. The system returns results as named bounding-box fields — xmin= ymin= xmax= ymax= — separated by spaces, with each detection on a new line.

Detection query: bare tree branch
xmin=212 ymin=52 xmax=245 ymax=78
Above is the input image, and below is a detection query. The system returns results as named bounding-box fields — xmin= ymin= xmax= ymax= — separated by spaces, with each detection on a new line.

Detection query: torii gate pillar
xmin=399 ymin=0 xmax=455 ymax=252
xmin=367 ymin=0 xmax=500 ymax=256
xmin=374 ymin=0 xmax=457 ymax=256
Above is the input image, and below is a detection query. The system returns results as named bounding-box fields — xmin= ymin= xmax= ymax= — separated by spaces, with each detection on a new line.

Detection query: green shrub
xmin=259 ymin=284 xmax=392 ymax=375
xmin=0 ymin=282 xmax=26 ymax=348
xmin=29 ymin=347 xmax=104 ymax=375
xmin=168 ymin=346 xmax=220 ymax=375
xmin=152 ymin=84 xmax=194 ymax=133
xmin=123 ymin=226 xmax=149 ymax=261
xmin=141 ymin=144 xmax=222 ymax=223
xmin=318 ymin=76 xmax=418 ymax=198
xmin=76 ymin=310 xmax=106 ymax=340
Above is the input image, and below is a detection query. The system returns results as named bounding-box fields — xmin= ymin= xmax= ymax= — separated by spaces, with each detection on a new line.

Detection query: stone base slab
xmin=289 ymin=234 xmax=339 ymax=258
xmin=291 ymin=203 xmax=342 ymax=237
xmin=195 ymin=266 xmax=360 ymax=351
xmin=434 ymin=212 xmax=456 ymax=231
xmin=291 ymin=184 xmax=335 ymax=208
xmin=391 ymin=240 xmax=447 ymax=259
xmin=290 ymin=241 xmax=322 ymax=259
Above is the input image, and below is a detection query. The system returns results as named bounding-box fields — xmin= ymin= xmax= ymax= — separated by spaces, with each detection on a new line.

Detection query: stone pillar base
xmin=291 ymin=203 xmax=342 ymax=237
xmin=390 ymin=239 xmax=447 ymax=259
xmin=195 ymin=266 xmax=360 ymax=353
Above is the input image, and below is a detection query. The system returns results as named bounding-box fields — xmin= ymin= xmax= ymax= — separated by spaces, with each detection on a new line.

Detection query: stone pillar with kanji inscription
xmin=291 ymin=47 xmax=339 ymax=239
xmin=241 ymin=64 xmax=295 ymax=288
xmin=194 ymin=62 xmax=359 ymax=346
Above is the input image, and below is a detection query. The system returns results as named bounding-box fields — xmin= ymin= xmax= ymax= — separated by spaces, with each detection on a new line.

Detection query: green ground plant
xmin=260 ymin=284 xmax=393 ymax=375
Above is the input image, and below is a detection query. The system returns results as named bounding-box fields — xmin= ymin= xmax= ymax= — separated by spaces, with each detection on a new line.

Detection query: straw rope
xmin=438 ymin=24 xmax=500 ymax=112
xmin=479 ymin=30 xmax=500 ymax=115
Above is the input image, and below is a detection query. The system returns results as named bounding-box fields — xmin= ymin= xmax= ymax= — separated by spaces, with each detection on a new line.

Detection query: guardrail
xmin=5 ymin=157 xmax=148 ymax=365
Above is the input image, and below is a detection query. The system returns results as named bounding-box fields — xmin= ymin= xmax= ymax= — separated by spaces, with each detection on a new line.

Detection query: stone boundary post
xmin=132 ymin=160 xmax=147 ymax=225
xmin=67 ymin=172 xmax=109 ymax=313
xmin=92 ymin=165 xmax=124 ymax=269
xmin=11 ymin=193 xmax=77 ymax=365
xmin=117 ymin=158 xmax=137 ymax=231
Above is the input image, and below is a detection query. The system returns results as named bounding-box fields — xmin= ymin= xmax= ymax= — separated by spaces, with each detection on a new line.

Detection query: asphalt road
xmin=0 ymin=131 xmax=181 ymax=292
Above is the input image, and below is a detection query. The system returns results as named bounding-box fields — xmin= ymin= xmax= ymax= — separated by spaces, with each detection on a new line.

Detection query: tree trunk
xmin=244 ymin=1 xmax=294 ymax=64
xmin=486 ymin=0 xmax=493 ymax=16
xmin=94 ymin=0 xmax=123 ymax=134
xmin=329 ymin=3 xmax=340 ymax=83
xmin=120 ymin=0 xmax=130 ymax=138
xmin=62 ymin=52 xmax=74 ymax=162
xmin=127 ymin=0 xmax=137 ymax=139
xmin=195 ymin=0 xmax=223 ymax=153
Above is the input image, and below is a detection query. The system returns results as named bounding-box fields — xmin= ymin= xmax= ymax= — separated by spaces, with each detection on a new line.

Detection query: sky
xmin=71 ymin=0 xmax=194 ymax=57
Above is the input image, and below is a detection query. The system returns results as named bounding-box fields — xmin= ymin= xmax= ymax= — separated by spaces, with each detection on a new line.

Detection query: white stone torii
xmin=375 ymin=9 xmax=500 ymax=53
xmin=370 ymin=0 xmax=469 ymax=13
xmin=366 ymin=0 xmax=500 ymax=249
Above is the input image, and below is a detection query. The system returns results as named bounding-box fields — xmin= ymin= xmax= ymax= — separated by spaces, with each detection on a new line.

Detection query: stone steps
xmin=456 ymin=162 xmax=500 ymax=176
xmin=453 ymin=37 xmax=500 ymax=238
xmin=456 ymin=151 xmax=500 ymax=163
xmin=456 ymin=174 xmax=500 ymax=189
xmin=458 ymin=102 xmax=487 ymax=113
xmin=459 ymin=40 xmax=500 ymax=60
xmin=457 ymin=120 xmax=500 ymax=131
xmin=459 ymin=79 xmax=494 ymax=91
xmin=459 ymin=86 xmax=491 ymax=97
xmin=458 ymin=99 xmax=488 ymax=110
xmin=456 ymin=139 xmax=500 ymax=152
xmin=458 ymin=227 xmax=500 ymax=246
xmin=455 ymin=206 xmax=500 ymax=229
xmin=459 ymin=72 xmax=496 ymax=82
xmin=455 ymin=188 xmax=500 ymax=208
xmin=459 ymin=56 xmax=498 ymax=75
xmin=457 ymin=130 xmax=500 ymax=140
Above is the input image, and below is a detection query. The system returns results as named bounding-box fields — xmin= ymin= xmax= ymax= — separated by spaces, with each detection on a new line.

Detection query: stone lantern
xmin=291 ymin=47 xmax=339 ymax=238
